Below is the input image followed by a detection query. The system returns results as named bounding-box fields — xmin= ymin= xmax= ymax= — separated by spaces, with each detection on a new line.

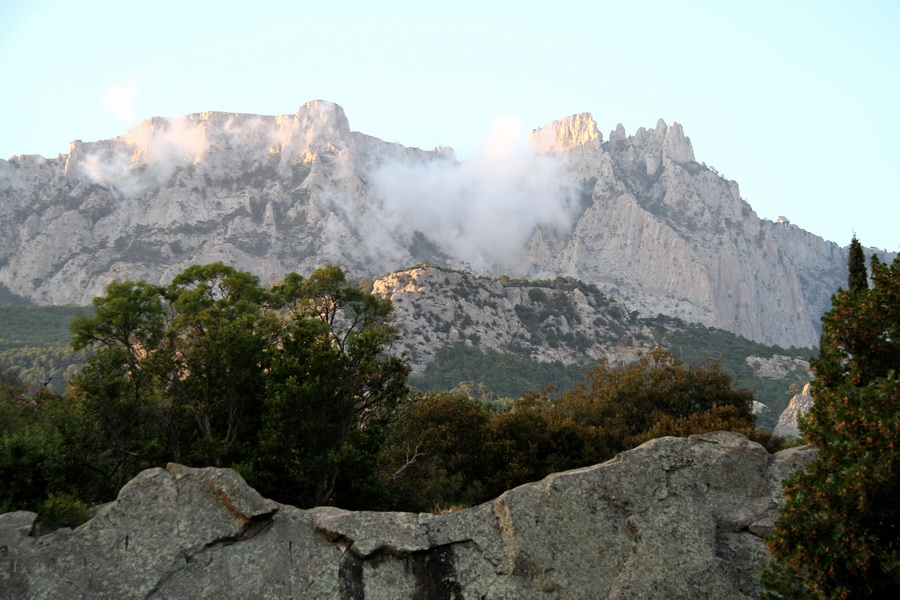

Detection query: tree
xmin=252 ymin=265 xmax=409 ymax=507
xmin=70 ymin=280 xmax=166 ymax=364
xmin=68 ymin=281 xmax=170 ymax=492
xmin=0 ymin=365 xmax=91 ymax=515
xmin=847 ymin=236 xmax=868 ymax=296
xmin=384 ymin=347 xmax=761 ymax=511
xmin=556 ymin=347 xmax=755 ymax=457
xmin=47 ymin=263 xmax=409 ymax=510
xmin=763 ymin=246 xmax=900 ymax=599
xmin=384 ymin=392 xmax=492 ymax=511
xmin=164 ymin=263 xmax=278 ymax=466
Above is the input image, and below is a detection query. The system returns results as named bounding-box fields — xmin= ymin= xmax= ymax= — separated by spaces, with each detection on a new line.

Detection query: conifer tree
xmin=847 ymin=236 xmax=868 ymax=295
xmin=762 ymin=242 xmax=900 ymax=599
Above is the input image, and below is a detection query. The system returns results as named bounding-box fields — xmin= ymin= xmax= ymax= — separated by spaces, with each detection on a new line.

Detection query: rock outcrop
xmin=3 ymin=100 xmax=892 ymax=348
xmin=0 ymin=432 xmax=815 ymax=599
xmin=773 ymin=382 xmax=814 ymax=439
xmin=745 ymin=355 xmax=810 ymax=380
xmin=373 ymin=265 xmax=653 ymax=374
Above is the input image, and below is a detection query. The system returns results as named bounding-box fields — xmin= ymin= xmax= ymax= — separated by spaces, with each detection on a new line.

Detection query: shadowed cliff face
xmin=0 ymin=100 xmax=886 ymax=347
xmin=0 ymin=432 xmax=815 ymax=599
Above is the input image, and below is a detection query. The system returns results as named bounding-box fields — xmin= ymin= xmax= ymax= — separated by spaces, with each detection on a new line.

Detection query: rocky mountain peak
xmin=773 ymin=383 xmax=814 ymax=438
xmin=1 ymin=99 xmax=884 ymax=350
xmin=272 ymin=99 xmax=352 ymax=161
xmin=662 ymin=120 xmax=694 ymax=163
xmin=296 ymin=99 xmax=350 ymax=133
xmin=530 ymin=112 xmax=602 ymax=154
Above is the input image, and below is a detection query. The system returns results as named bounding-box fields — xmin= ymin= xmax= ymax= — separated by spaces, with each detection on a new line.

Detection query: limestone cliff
xmin=0 ymin=432 xmax=816 ymax=599
xmin=1 ymin=101 xmax=890 ymax=348
xmin=0 ymin=101 xmax=455 ymax=305
xmin=524 ymin=114 xmax=861 ymax=348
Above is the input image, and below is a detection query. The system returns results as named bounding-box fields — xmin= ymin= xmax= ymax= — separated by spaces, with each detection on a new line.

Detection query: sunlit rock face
xmin=530 ymin=113 xmax=602 ymax=154
xmin=373 ymin=265 xmax=653 ymax=375
xmin=0 ymin=100 xmax=889 ymax=347
xmin=773 ymin=382 xmax=814 ymax=438
xmin=0 ymin=100 xmax=448 ymax=305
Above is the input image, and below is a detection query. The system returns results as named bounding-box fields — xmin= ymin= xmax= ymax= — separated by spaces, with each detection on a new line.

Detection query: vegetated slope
xmin=374 ymin=265 xmax=812 ymax=427
xmin=0 ymin=305 xmax=84 ymax=392
xmin=373 ymin=264 xmax=653 ymax=374
xmin=1 ymin=268 xmax=812 ymax=426
xmin=645 ymin=315 xmax=812 ymax=430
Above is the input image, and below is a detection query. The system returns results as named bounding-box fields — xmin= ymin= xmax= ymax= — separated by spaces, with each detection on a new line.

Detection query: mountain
xmin=1 ymin=100 xmax=890 ymax=347
xmin=373 ymin=265 xmax=811 ymax=423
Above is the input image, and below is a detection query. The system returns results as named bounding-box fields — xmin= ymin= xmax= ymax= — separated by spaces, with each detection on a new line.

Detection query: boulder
xmin=0 ymin=432 xmax=815 ymax=599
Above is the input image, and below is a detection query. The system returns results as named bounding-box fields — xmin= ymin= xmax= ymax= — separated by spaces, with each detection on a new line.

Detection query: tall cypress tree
xmin=761 ymin=249 xmax=900 ymax=599
xmin=847 ymin=236 xmax=868 ymax=294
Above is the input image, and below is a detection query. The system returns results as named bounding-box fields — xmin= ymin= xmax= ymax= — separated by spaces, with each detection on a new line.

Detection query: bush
xmin=37 ymin=492 xmax=90 ymax=531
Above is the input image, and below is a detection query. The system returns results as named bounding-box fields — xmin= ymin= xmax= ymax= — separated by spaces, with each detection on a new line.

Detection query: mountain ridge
xmin=1 ymin=100 xmax=892 ymax=348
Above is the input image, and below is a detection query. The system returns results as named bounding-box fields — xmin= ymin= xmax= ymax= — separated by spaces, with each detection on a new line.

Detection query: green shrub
xmin=37 ymin=492 xmax=90 ymax=530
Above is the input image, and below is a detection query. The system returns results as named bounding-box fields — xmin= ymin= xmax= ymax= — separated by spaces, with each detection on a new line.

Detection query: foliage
xmin=36 ymin=492 xmax=90 ymax=530
xmin=0 ymin=374 xmax=54 ymax=513
xmin=388 ymin=347 xmax=763 ymax=512
xmin=385 ymin=392 xmax=492 ymax=511
xmin=3 ymin=291 xmax=812 ymax=430
xmin=1 ymin=263 xmax=409 ymax=513
xmin=645 ymin=314 xmax=813 ymax=430
xmin=164 ymin=265 xmax=276 ymax=467
xmin=0 ymin=305 xmax=85 ymax=393
xmin=412 ymin=343 xmax=588 ymax=399
xmin=632 ymin=404 xmax=787 ymax=452
xmin=414 ymin=313 xmax=811 ymax=430
xmin=0 ymin=370 xmax=100 ymax=519
xmin=0 ymin=305 xmax=83 ymax=346
xmin=555 ymin=347 xmax=756 ymax=453
xmin=3 ymin=263 xmax=805 ymax=516
xmin=763 ymin=250 xmax=900 ymax=598
xmin=847 ymin=236 xmax=868 ymax=295
xmin=812 ymin=253 xmax=900 ymax=390
xmin=252 ymin=266 xmax=409 ymax=507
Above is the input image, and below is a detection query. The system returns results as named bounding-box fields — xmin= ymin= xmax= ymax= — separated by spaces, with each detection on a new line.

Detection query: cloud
xmin=79 ymin=116 xmax=209 ymax=196
xmin=124 ymin=116 xmax=209 ymax=167
xmin=368 ymin=118 xmax=582 ymax=272
xmin=101 ymin=84 xmax=139 ymax=123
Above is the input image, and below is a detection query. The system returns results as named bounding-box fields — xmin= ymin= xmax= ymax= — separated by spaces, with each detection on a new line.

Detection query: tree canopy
xmin=1 ymin=263 xmax=409 ymax=513
xmin=387 ymin=347 xmax=773 ymax=512
xmin=763 ymin=245 xmax=900 ymax=599
xmin=847 ymin=236 xmax=868 ymax=296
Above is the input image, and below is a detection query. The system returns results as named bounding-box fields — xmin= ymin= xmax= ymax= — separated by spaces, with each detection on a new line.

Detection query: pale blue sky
xmin=1 ymin=0 xmax=898 ymax=250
